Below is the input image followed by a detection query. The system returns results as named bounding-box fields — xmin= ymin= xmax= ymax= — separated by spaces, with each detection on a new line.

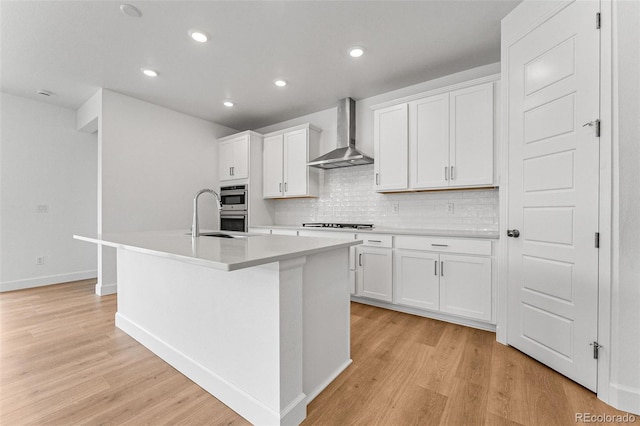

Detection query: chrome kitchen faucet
xmin=192 ymin=189 xmax=222 ymax=238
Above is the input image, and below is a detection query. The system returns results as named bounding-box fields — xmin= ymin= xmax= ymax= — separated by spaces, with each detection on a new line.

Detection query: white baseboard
xmin=115 ymin=313 xmax=306 ymax=425
xmin=350 ymin=296 xmax=497 ymax=332
xmin=95 ymin=281 xmax=117 ymax=296
xmin=305 ymin=358 xmax=352 ymax=404
xmin=608 ymin=383 xmax=640 ymax=415
xmin=0 ymin=270 xmax=97 ymax=292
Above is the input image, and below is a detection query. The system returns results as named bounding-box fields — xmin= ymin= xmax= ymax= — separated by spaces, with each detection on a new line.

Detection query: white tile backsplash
xmin=272 ymin=165 xmax=499 ymax=231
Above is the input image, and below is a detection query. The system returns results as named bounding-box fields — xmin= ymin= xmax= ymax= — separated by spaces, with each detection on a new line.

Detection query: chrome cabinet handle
xmin=279 ymin=183 xmax=282 ymax=192
xmin=434 ymin=260 xmax=438 ymax=276
xmin=441 ymin=261 xmax=444 ymax=276
xmin=450 ymin=166 xmax=455 ymax=180
xmin=359 ymin=253 xmax=363 ymax=267
xmin=375 ymin=173 xmax=379 ymax=185
xmin=445 ymin=166 xmax=449 ymax=181
xmin=431 ymin=244 xmax=448 ymax=247
xmin=229 ymin=167 xmax=232 ymax=176
xmin=285 ymin=182 xmax=288 ymax=192
xmin=231 ymin=166 xmax=234 ymax=176
xmin=367 ymin=240 xmax=382 ymax=243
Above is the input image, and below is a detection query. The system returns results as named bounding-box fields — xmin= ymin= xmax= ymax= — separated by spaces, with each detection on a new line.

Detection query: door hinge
xmin=595 ymin=232 xmax=600 ymax=248
xmin=596 ymin=12 xmax=601 ymax=29
xmin=590 ymin=341 xmax=601 ymax=359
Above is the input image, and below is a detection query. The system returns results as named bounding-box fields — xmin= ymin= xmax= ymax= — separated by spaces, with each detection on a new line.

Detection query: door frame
xmin=498 ymin=0 xmax=613 ymax=404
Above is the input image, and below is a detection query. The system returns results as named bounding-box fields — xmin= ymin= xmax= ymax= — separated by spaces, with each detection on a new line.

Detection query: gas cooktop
xmin=302 ymin=223 xmax=374 ymax=230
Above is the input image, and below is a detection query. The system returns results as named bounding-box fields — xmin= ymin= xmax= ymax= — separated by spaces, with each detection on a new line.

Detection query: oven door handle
xmin=220 ymin=190 xmax=247 ymax=196
xmin=220 ymin=215 xmax=247 ymax=219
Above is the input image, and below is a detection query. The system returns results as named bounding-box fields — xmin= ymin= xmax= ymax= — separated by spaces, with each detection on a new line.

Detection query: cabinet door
xmin=356 ymin=246 xmax=392 ymax=302
xmin=283 ymin=129 xmax=308 ymax=197
xmin=393 ymin=249 xmax=440 ymax=310
xmin=449 ymin=82 xmax=494 ymax=187
xmin=409 ymin=94 xmax=450 ymax=189
xmin=232 ymin=136 xmax=249 ymax=179
xmin=219 ymin=140 xmax=234 ymax=181
xmin=263 ymin=134 xmax=284 ymax=198
xmin=439 ymin=254 xmax=492 ymax=321
xmin=374 ymin=104 xmax=408 ymax=191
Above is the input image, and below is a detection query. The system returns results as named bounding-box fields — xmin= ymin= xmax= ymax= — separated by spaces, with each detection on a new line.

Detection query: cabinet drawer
xmin=357 ymin=233 xmax=393 ymax=248
xmin=395 ymin=236 xmax=490 ymax=256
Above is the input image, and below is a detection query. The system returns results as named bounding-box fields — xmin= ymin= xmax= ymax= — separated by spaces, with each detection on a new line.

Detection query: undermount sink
xmin=187 ymin=232 xmax=249 ymax=238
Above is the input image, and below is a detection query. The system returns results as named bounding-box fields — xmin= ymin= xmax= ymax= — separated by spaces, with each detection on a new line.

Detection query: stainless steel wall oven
xmin=220 ymin=185 xmax=247 ymax=232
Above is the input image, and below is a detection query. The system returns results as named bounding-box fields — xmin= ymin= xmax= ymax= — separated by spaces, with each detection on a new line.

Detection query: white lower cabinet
xmin=393 ymin=249 xmax=440 ymax=310
xmin=439 ymin=254 xmax=492 ymax=321
xmin=394 ymin=236 xmax=493 ymax=323
xmin=355 ymin=246 xmax=393 ymax=302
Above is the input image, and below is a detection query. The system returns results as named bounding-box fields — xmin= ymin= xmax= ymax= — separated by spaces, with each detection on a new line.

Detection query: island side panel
xmin=302 ymin=247 xmax=352 ymax=401
xmin=114 ymin=249 xmax=305 ymax=426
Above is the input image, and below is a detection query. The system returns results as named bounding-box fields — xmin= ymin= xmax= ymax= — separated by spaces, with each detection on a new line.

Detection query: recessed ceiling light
xmin=274 ymin=79 xmax=287 ymax=87
xmin=223 ymin=101 xmax=234 ymax=107
xmin=189 ymin=30 xmax=209 ymax=43
xmin=37 ymin=89 xmax=52 ymax=97
xmin=349 ymin=46 xmax=365 ymax=58
xmin=120 ymin=4 xmax=142 ymax=18
xmin=141 ymin=68 xmax=158 ymax=77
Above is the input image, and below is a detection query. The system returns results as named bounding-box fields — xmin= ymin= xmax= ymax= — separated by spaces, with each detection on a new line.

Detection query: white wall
xmin=610 ymin=0 xmax=640 ymax=413
xmin=90 ymin=90 xmax=237 ymax=294
xmin=0 ymin=92 xmax=97 ymax=291
xmin=256 ymin=63 xmax=501 ymax=231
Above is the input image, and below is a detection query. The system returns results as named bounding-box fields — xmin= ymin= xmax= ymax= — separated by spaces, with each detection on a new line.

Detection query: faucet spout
xmin=192 ymin=188 xmax=222 ymax=238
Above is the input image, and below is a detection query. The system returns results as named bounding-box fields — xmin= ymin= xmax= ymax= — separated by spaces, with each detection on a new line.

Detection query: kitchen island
xmin=74 ymin=231 xmax=360 ymax=426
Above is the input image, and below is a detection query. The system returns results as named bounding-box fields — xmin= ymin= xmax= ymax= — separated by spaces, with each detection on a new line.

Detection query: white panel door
xmin=394 ymin=249 xmax=440 ymax=310
xmin=507 ymin=0 xmax=600 ymax=391
xmin=356 ymin=246 xmax=392 ymax=302
xmin=449 ymin=82 xmax=494 ymax=187
xmin=440 ymin=254 xmax=492 ymax=322
xmin=374 ymin=104 xmax=408 ymax=191
xmin=263 ymin=134 xmax=283 ymax=198
xmin=283 ymin=129 xmax=308 ymax=197
xmin=409 ymin=94 xmax=450 ymax=189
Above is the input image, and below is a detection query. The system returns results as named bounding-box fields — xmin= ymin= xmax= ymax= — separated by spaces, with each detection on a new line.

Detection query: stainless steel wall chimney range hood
xmin=307 ymin=98 xmax=374 ymax=169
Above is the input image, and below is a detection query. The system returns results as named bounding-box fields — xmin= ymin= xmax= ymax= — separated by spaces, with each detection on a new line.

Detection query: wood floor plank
xmin=0 ymin=279 xmax=633 ymax=426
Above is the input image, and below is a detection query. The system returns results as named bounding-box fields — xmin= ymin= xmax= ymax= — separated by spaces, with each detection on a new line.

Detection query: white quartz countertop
xmin=252 ymin=225 xmax=500 ymax=240
xmin=74 ymin=230 xmax=361 ymax=272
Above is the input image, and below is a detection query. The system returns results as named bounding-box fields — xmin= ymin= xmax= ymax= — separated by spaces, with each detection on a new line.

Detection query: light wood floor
xmin=0 ymin=280 xmax=631 ymax=425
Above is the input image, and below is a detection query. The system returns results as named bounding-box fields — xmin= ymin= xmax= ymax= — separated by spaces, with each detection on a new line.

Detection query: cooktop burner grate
xmin=302 ymin=223 xmax=374 ymax=230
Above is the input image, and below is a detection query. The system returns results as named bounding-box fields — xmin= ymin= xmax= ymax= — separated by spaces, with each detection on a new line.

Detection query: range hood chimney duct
xmin=307 ymin=97 xmax=374 ymax=169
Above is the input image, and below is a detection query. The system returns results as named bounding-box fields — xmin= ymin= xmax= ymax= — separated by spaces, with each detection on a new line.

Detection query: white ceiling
xmin=0 ymin=1 xmax=520 ymax=130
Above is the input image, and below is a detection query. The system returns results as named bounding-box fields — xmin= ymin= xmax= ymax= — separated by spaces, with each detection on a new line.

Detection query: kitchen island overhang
xmin=74 ymin=231 xmax=361 ymax=426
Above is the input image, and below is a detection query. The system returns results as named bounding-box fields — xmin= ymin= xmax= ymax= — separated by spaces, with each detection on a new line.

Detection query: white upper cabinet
xmin=262 ymin=124 xmax=320 ymax=199
xmin=449 ymin=82 xmax=494 ymax=187
xmin=373 ymin=78 xmax=497 ymax=192
xmin=218 ymin=134 xmax=249 ymax=181
xmin=263 ymin=134 xmax=284 ymax=197
xmin=374 ymin=104 xmax=408 ymax=191
xmin=409 ymin=93 xmax=450 ymax=189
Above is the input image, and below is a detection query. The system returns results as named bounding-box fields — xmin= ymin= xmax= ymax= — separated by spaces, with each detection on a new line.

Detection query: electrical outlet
xmin=447 ymin=203 xmax=454 ymax=214
xmin=391 ymin=202 xmax=399 ymax=214
xmin=36 ymin=256 xmax=45 ymax=265
xmin=36 ymin=204 xmax=49 ymax=213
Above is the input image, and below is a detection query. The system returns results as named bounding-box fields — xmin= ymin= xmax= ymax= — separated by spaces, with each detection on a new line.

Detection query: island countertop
xmin=74 ymin=230 xmax=361 ymax=272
